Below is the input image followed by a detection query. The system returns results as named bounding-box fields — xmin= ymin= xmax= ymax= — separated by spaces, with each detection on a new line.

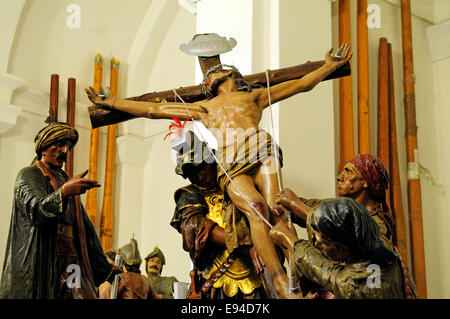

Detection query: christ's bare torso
xmin=192 ymin=88 xmax=265 ymax=146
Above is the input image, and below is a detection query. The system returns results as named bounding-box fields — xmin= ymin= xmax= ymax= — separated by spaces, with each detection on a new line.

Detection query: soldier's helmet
xmin=145 ymin=246 xmax=166 ymax=273
xmin=117 ymin=238 xmax=142 ymax=267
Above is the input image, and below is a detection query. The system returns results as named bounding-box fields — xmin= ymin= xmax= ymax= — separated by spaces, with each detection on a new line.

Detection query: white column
xmin=278 ymin=0 xmax=336 ymax=199
xmin=425 ymin=19 xmax=450 ymax=298
xmin=0 ymin=73 xmax=24 ymax=133
xmin=114 ymin=134 xmax=150 ymax=249
xmin=196 ymin=0 xmax=253 ymax=78
xmin=253 ymin=0 xmax=280 ymax=142
xmin=195 ymin=0 xmax=281 ymax=142
xmin=194 ymin=0 xmax=256 ymax=145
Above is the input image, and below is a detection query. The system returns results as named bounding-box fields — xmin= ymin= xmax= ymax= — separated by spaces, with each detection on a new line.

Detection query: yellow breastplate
xmin=204 ymin=193 xmax=226 ymax=228
xmin=204 ymin=193 xmax=262 ymax=297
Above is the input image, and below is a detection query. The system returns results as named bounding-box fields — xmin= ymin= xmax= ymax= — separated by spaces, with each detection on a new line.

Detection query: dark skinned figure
xmin=276 ymin=154 xmax=394 ymax=240
xmin=170 ymin=131 xmax=266 ymax=299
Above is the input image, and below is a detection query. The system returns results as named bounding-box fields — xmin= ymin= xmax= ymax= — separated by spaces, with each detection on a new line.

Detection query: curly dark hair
xmin=310 ymin=197 xmax=398 ymax=267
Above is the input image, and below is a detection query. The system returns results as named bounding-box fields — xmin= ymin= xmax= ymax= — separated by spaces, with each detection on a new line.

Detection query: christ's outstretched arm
xmin=85 ymin=87 xmax=208 ymax=121
xmin=255 ymin=43 xmax=352 ymax=109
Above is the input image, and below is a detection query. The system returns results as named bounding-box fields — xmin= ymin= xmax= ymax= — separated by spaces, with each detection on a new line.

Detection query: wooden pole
xmin=387 ymin=42 xmax=408 ymax=264
xmin=100 ymin=58 xmax=119 ymax=252
xmin=65 ymin=78 xmax=76 ymax=177
xmin=377 ymin=38 xmax=391 ymax=206
xmin=400 ymin=0 xmax=427 ymax=298
xmin=338 ymin=0 xmax=354 ymax=171
xmin=46 ymin=74 xmax=59 ymax=123
xmin=357 ymin=0 xmax=371 ymax=154
xmin=85 ymin=53 xmax=103 ymax=228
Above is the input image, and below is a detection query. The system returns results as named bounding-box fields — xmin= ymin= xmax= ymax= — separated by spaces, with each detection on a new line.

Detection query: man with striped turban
xmin=0 ymin=122 xmax=120 ymax=299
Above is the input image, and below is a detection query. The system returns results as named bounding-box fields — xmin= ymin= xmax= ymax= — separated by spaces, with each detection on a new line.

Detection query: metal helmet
xmin=117 ymin=238 xmax=142 ymax=267
xmin=173 ymin=130 xmax=215 ymax=179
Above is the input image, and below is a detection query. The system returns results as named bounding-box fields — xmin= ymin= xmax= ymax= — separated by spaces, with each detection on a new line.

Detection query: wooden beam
xmin=46 ymin=74 xmax=59 ymax=123
xmin=100 ymin=58 xmax=119 ymax=252
xmin=377 ymin=38 xmax=391 ymax=206
xmin=85 ymin=53 xmax=103 ymax=228
xmin=387 ymin=42 xmax=408 ymax=265
xmin=88 ymin=59 xmax=351 ymax=129
xmin=339 ymin=0 xmax=354 ymax=171
xmin=65 ymin=78 xmax=76 ymax=177
xmin=357 ymin=0 xmax=371 ymax=154
xmin=400 ymin=0 xmax=427 ymax=298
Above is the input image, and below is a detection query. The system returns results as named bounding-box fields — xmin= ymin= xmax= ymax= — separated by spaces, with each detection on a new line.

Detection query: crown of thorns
xmin=201 ymin=63 xmax=246 ymax=98
xmin=202 ymin=64 xmax=240 ymax=82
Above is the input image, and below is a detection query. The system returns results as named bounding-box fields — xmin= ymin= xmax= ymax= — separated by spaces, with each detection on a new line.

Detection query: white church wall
xmin=139 ymin=7 xmax=196 ymax=282
xmin=0 ymin=0 xmax=448 ymax=298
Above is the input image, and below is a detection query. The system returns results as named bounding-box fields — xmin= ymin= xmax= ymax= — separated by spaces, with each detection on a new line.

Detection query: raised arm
xmin=276 ymin=188 xmax=313 ymax=223
xmin=85 ymin=87 xmax=208 ymax=121
xmin=255 ymin=43 xmax=352 ymax=109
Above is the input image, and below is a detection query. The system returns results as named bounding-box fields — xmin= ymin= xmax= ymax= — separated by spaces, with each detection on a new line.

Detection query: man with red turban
xmin=337 ymin=154 xmax=394 ymax=241
xmin=276 ymin=154 xmax=394 ymax=241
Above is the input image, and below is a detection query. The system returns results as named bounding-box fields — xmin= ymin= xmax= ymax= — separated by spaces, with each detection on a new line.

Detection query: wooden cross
xmin=88 ymin=59 xmax=350 ymax=129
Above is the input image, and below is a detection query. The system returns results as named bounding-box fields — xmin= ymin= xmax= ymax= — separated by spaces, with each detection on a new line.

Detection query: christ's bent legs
xmin=253 ymin=156 xmax=302 ymax=291
xmin=226 ymin=174 xmax=301 ymax=299
xmin=254 ymin=156 xmax=297 ymax=232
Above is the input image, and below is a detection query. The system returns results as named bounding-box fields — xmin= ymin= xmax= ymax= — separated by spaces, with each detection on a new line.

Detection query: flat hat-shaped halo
xmin=179 ymin=33 xmax=237 ymax=57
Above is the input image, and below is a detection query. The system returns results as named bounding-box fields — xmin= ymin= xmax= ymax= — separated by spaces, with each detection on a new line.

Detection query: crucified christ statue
xmin=86 ymin=34 xmax=352 ymax=299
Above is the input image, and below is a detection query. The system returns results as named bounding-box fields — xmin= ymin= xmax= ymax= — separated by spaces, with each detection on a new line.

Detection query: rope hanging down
xmin=264 ymin=70 xmax=300 ymax=294
xmin=264 ymin=70 xmax=284 ymax=194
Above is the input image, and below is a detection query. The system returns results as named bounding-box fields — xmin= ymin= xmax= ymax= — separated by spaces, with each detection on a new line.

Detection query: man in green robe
xmin=144 ymin=247 xmax=178 ymax=299
xmin=0 ymin=122 xmax=119 ymax=299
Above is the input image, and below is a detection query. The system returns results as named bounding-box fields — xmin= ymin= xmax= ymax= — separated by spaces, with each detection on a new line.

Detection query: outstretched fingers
xmin=88 ymin=86 xmax=97 ymax=94
xmin=341 ymin=43 xmax=352 ymax=61
xmin=342 ymin=43 xmax=349 ymax=57
xmin=327 ymin=47 xmax=334 ymax=57
xmin=346 ymin=47 xmax=353 ymax=61
xmin=75 ymin=169 xmax=89 ymax=178
xmin=74 ymin=169 xmax=101 ymax=188
xmin=81 ymin=179 xmax=101 ymax=188
xmin=85 ymin=88 xmax=95 ymax=102
xmin=85 ymin=86 xmax=100 ymax=103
